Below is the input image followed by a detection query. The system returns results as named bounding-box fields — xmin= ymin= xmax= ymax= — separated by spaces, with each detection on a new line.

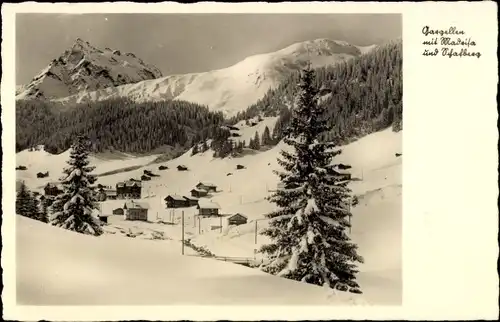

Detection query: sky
xmin=16 ymin=13 xmax=401 ymax=85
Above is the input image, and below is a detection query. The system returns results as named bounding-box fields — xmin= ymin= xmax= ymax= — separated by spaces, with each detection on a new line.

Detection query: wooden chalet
xmin=158 ymin=165 xmax=169 ymax=170
xmin=227 ymin=213 xmax=248 ymax=226
xmin=116 ymin=181 xmax=142 ymax=199
xmin=197 ymin=199 xmax=221 ymax=216
xmin=123 ymin=201 xmax=149 ymax=221
xmin=183 ymin=196 xmax=199 ymax=207
xmin=97 ymin=188 xmax=117 ymax=201
xmin=177 ymin=165 xmax=188 ymax=171
xmin=164 ymin=195 xmax=188 ymax=208
xmin=44 ymin=183 xmax=63 ymax=196
xmin=236 ymin=164 xmax=245 ymax=170
xmin=196 ymin=182 xmax=217 ymax=193
xmin=190 ymin=188 xmax=208 ymax=198
xmin=141 ymin=175 xmax=151 ymax=181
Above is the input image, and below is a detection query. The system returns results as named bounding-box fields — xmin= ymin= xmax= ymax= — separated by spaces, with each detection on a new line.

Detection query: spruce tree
xmin=262 ymin=126 xmax=271 ymax=146
xmin=50 ymin=135 xmax=103 ymax=236
xmin=252 ymin=131 xmax=261 ymax=150
xmin=259 ymin=66 xmax=363 ymax=292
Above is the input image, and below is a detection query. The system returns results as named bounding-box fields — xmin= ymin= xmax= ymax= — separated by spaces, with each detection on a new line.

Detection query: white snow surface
xmin=16 ymin=128 xmax=401 ymax=305
xmin=49 ymin=39 xmax=376 ymax=117
xmin=17 ymin=215 xmax=362 ymax=305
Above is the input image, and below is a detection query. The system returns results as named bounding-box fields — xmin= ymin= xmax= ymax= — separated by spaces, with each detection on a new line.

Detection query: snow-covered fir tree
xmin=259 ymin=66 xmax=363 ymax=292
xmin=50 ymin=135 xmax=103 ymax=236
xmin=16 ymin=181 xmax=41 ymax=220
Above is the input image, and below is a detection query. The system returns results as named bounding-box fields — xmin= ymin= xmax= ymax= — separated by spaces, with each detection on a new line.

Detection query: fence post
xmin=181 ymin=211 xmax=185 ymax=255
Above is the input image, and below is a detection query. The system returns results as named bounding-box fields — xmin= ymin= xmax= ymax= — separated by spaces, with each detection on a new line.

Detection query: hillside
xmin=15 ymin=98 xmax=225 ymax=154
xmin=50 ymin=39 xmax=374 ymax=117
xmin=16 ymin=38 xmax=163 ymax=100
xmin=231 ymin=39 xmax=403 ymax=142
xmin=16 ymin=128 xmax=402 ymax=305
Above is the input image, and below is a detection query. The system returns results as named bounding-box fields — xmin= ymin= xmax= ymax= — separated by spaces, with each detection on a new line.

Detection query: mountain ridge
xmin=18 ymin=38 xmax=377 ymax=117
xmin=16 ymin=38 xmax=163 ymax=100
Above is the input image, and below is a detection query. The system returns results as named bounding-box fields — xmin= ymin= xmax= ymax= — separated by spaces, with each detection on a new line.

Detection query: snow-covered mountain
xmin=44 ymin=39 xmax=376 ymax=117
xmin=16 ymin=38 xmax=163 ymax=100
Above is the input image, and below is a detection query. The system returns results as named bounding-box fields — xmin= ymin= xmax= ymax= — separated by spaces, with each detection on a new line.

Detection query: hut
xmin=197 ymin=199 xmax=221 ymax=217
xmin=190 ymin=188 xmax=208 ymax=198
xmin=177 ymin=165 xmax=188 ymax=171
xmin=196 ymin=182 xmax=217 ymax=193
xmin=37 ymin=171 xmax=49 ymax=178
xmin=123 ymin=201 xmax=149 ymax=221
xmin=112 ymin=208 xmax=124 ymax=216
xmin=98 ymin=214 xmax=110 ymax=224
xmin=236 ymin=164 xmax=245 ymax=170
xmin=227 ymin=213 xmax=248 ymax=226
xmin=164 ymin=195 xmax=188 ymax=208
xmin=141 ymin=175 xmax=151 ymax=181
xmin=158 ymin=165 xmax=169 ymax=170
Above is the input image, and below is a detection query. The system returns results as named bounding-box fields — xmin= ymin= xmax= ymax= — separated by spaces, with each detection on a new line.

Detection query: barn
xmin=227 ymin=213 xmax=248 ymax=226
xmin=123 ymin=201 xmax=149 ymax=221
xmin=197 ymin=199 xmax=221 ymax=217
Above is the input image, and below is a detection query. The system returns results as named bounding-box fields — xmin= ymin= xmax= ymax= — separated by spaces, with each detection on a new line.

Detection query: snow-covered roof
xmin=228 ymin=213 xmax=247 ymax=220
xmin=191 ymin=188 xmax=208 ymax=193
xmin=184 ymin=196 xmax=199 ymax=201
xmin=117 ymin=181 xmax=142 ymax=188
xmin=197 ymin=182 xmax=216 ymax=187
xmin=165 ymin=194 xmax=186 ymax=201
xmin=197 ymin=199 xmax=221 ymax=209
xmin=124 ymin=201 xmax=149 ymax=209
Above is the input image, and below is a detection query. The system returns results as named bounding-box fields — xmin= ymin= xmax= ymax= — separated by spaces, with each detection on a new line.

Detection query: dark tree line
xmin=16 ymin=98 xmax=225 ymax=154
xmin=229 ymin=40 xmax=403 ymax=144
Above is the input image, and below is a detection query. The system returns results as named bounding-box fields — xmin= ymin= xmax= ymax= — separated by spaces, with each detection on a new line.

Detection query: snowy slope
xmin=17 ymin=215 xmax=363 ymax=305
xmin=16 ymin=146 xmax=162 ymax=191
xmin=16 ymin=38 xmax=162 ymax=100
xmin=15 ymin=128 xmax=401 ymax=305
xmin=54 ymin=39 xmax=376 ymax=117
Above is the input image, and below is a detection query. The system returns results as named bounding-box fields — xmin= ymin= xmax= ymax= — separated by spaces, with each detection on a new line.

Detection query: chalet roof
xmin=177 ymin=165 xmax=188 ymax=168
xmin=124 ymin=201 xmax=149 ymax=210
xmin=165 ymin=194 xmax=186 ymax=201
xmin=197 ymin=199 xmax=220 ymax=209
xmin=228 ymin=213 xmax=247 ymax=220
xmin=191 ymin=188 xmax=208 ymax=193
xmin=197 ymin=181 xmax=216 ymax=188
xmin=184 ymin=195 xmax=199 ymax=201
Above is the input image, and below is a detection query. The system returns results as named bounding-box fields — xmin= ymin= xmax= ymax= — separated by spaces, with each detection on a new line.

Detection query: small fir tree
xmin=259 ymin=66 xmax=363 ymax=292
xmin=50 ymin=135 xmax=103 ymax=236
xmin=261 ymin=126 xmax=272 ymax=146
xmin=16 ymin=181 xmax=37 ymax=219
xmin=252 ymin=131 xmax=261 ymax=150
